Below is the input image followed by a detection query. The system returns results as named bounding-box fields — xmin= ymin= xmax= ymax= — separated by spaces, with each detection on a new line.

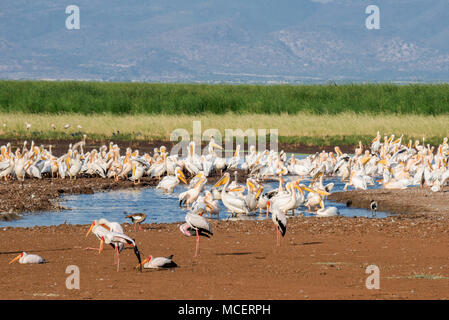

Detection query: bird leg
xmin=84 ymin=246 xmax=100 ymax=251
xmin=115 ymin=246 xmax=120 ymax=272
xmin=195 ymin=229 xmax=200 ymax=257
xmin=276 ymin=225 xmax=280 ymax=247
xmin=138 ymin=224 xmax=143 ymax=231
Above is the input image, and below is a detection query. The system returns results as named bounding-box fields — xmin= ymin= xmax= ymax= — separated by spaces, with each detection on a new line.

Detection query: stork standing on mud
xmin=180 ymin=206 xmax=213 ymax=257
xmin=85 ymin=220 xmax=142 ymax=272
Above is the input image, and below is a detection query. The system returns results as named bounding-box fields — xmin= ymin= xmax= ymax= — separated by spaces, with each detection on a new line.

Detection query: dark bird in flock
xmin=370 ymin=200 xmax=378 ymax=216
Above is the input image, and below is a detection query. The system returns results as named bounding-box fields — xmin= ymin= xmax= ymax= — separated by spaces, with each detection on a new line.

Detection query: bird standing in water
xmin=370 ymin=200 xmax=378 ymax=217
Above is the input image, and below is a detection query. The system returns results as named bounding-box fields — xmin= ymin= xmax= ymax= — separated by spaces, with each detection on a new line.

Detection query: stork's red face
xmin=9 ymin=252 xmax=24 ymax=264
xmin=135 ymin=255 xmax=151 ymax=269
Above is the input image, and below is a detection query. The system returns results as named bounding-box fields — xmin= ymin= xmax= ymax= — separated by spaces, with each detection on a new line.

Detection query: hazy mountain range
xmin=1 ymin=0 xmax=449 ymax=83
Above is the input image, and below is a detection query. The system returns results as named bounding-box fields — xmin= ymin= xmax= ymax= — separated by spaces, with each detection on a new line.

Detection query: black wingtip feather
xmin=277 ymin=218 xmax=287 ymax=237
xmin=134 ymin=245 xmax=142 ymax=272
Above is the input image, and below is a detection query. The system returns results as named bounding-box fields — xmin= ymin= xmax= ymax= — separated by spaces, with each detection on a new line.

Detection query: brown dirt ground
xmin=1 ymin=216 xmax=448 ymax=300
xmin=329 ymin=186 xmax=449 ymax=215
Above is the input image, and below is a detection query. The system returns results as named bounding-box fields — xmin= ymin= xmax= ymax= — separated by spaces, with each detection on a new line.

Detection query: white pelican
xmin=344 ymin=171 xmax=367 ymax=191
xmin=206 ymin=137 xmax=223 ymax=158
xmin=129 ymin=161 xmax=145 ymax=185
xmin=14 ymin=151 xmax=27 ymax=182
xmin=156 ymin=167 xmax=187 ymax=192
xmin=118 ymin=148 xmax=133 ymax=179
xmin=136 ymin=254 xmax=178 ymax=269
xmin=383 ymin=178 xmax=412 ymax=189
xmin=242 ymin=145 xmax=258 ymax=171
xmin=179 ymin=176 xmax=206 ymax=207
xmin=214 ymin=172 xmax=249 ymax=216
xmin=304 ymin=187 xmax=331 ymax=211
xmin=315 ymin=200 xmax=339 ymax=217
xmin=189 ymin=171 xmax=205 ymax=188
xmin=9 ymin=252 xmax=45 ymax=264
xmin=0 ymin=157 xmax=14 ymax=181
xmin=67 ymin=150 xmax=82 ymax=179
xmin=148 ymin=153 xmax=167 ymax=180
xmin=184 ymin=141 xmax=201 ymax=177
xmin=212 ymin=144 xmax=227 ymax=175
xmin=243 ymin=179 xmax=260 ymax=212
xmin=256 ymin=186 xmax=269 ymax=216
xmin=180 ymin=208 xmax=213 ymax=257
xmin=25 ymin=160 xmax=42 ymax=179
xmin=227 ymin=144 xmax=241 ymax=169
xmin=204 ymin=190 xmax=220 ymax=218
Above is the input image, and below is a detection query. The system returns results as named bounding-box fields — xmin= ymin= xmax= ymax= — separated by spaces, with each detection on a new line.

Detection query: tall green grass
xmin=1 ymin=80 xmax=449 ymax=115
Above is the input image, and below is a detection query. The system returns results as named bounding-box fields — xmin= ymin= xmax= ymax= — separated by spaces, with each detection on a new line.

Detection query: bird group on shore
xmin=6 ymin=131 xmax=449 ymax=269
xmin=0 ymin=133 xmax=447 ymax=195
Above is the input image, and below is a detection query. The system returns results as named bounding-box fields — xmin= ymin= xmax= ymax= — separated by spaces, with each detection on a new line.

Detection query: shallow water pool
xmin=2 ymin=174 xmax=391 ymax=228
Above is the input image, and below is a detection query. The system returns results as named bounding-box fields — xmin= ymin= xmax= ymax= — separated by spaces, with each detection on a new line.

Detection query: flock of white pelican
xmin=6 ymin=132 xmax=449 ymax=270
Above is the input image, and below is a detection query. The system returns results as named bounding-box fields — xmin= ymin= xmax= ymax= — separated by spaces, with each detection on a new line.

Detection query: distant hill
xmin=1 ymin=0 xmax=448 ymax=83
